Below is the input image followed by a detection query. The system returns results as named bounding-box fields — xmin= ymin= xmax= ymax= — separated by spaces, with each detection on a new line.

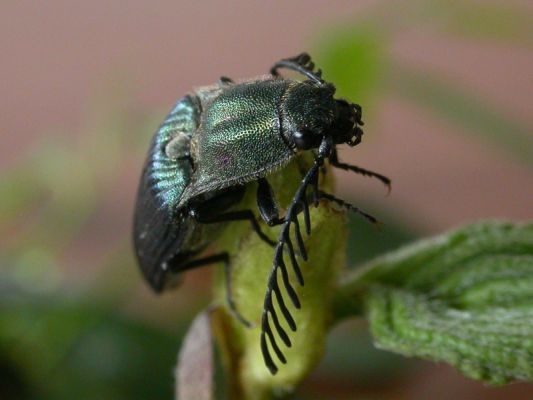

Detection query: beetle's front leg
xmin=257 ymin=177 xmax=309 ymax=261
xmin=256 ymin=178 xmax=284 ymax=226
xmin=257 ymin=176 xmax=311 ymax=225
xmin=329 ymin=149 xmax=391 ymax=193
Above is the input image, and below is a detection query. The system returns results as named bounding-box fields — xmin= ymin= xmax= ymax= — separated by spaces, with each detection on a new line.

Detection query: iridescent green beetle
xmin=133 ymin=53 xmax=390 ymax=374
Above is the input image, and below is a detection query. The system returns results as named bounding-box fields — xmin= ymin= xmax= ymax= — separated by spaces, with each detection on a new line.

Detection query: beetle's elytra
xmin=133 ymin=53 xmax=390 ymax=374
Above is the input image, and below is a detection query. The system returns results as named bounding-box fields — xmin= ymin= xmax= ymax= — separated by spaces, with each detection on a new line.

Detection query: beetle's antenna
xmin=270 ymin=53 xmax=325 ymax=86
xmin=260 ymin=137 xmax=332 ymax=375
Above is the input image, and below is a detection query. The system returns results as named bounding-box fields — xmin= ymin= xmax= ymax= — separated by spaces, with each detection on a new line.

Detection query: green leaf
xmin=335 ymin=221 xmax=533 ymax=385
xmin=367 ymin=287 xmax=533 ymax=385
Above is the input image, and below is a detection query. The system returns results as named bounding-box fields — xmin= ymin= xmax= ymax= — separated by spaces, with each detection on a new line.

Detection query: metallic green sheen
xmin=133 ymin=94 xmax=203 ymax=290
xmin=179 ymin=79 xmax=295 ymax=205
xmin=148 ymin=95 xmax=200 ymax=210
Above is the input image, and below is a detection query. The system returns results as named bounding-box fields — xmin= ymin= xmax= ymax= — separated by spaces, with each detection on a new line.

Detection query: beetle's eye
xmin=293 ymin=129 xmax=319 ymax=150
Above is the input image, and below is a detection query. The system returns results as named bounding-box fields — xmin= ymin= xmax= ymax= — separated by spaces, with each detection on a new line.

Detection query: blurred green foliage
xmin=0 ymin=287 xmax=180 ymax=400
xmin=1 ymin=1 xmax=531 ymax=399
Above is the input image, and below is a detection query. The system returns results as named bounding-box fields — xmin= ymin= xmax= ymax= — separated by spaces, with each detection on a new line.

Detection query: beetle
xmin=133 ymin=53 xmax=390 ymax=374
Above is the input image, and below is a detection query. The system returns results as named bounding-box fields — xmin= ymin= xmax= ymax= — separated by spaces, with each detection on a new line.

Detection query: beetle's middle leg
xmin=168 ymin=252 xmax=250 ymax=327
xmin=190 ymin=186 xmax=277 ymax=247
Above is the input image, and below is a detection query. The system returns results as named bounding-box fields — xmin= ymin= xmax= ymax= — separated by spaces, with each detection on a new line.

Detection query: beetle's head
xmin=330 ymin=98 xmax=364 ymax=147
xmin=282 ymin=81 xmax=364 ymax=153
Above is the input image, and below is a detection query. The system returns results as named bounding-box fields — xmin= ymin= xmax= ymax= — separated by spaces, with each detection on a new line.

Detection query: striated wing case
xmin=133 ymin=95 xmax=201 ymax=291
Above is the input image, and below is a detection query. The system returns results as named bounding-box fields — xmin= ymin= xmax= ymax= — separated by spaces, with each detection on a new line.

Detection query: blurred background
xmin=1 ymin=1 xmax=532 ymax=399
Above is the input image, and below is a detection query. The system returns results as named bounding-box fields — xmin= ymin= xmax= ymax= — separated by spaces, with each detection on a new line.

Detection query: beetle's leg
xmin=270 ymin=53 xmax=323 ymax=84
xmin=192 ymin=208 xmax=277 ymax=247
xmin=219 ymin=76 xmax=234 ymax=86
xmin=317 ymin=191 xmax=380 ymax=226
xmin=168 ymin=253 xmax=251 ymax=327
xmin=190 ymin=186 xmax=276 ymax=247
xmin=257 ymin=178 xmax=284 ymax=226
xmin=257 ymin=178 xmax=308 ymax=259
xmin=221 ymin=253 xmax=250 ymax=327
xmin=329 ymin=149 xmax=391 ymax=194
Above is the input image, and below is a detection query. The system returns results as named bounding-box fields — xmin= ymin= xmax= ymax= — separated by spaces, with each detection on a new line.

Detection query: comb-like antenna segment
xmin=292 ymin=211 xmax=307 ymax=261
xmin=260 ymin=152 xmax=329 ymax=374
xmin=310 ymin=168 xmax=320 ymax=206
xmin=271 ymin=271 xmax=297 ymax=331
xmin=278 ymin=255 xmax=300 ymax=309
xmin=302 ymin=196 xmax=311 ymax=235
xmin=284 ymin=231 xmax=304 ymax=286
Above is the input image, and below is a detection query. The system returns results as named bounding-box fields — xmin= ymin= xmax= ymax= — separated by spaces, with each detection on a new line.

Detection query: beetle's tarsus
xmin=167 ymin=253 xmax=251 ymax=327
xmin=318 ymin=191 xmax=380 ymax=225
xmin=329 ymin=150 xmax=391 ymax=194
xmin=227 ymin=301 xmax=252 ymax=327
xmin=222 ymin=253 xmax=252 ymax=327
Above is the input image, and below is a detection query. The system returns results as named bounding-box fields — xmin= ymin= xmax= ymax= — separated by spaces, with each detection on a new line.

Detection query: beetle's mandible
xmin=133 ymin=53 xmax=390 ymax=374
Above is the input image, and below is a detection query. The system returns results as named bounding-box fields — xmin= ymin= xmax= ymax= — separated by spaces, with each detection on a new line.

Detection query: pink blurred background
xmin=2 ymin=1 xmax=531 ymax=231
